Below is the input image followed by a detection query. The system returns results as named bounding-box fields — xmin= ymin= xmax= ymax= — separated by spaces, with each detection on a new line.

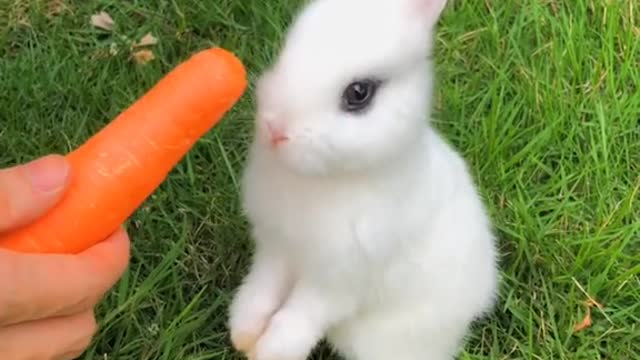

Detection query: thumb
xmin=0 ymin=155 xmax=70 ymax=233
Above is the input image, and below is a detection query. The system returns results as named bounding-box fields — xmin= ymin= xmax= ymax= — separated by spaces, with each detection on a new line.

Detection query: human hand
xmin=0 ymin=155 xmax=130 ymax=360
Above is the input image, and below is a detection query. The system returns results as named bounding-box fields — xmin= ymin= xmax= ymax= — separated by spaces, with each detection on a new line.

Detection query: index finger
xmin=0 ymin=228 xmax=130 ymax=326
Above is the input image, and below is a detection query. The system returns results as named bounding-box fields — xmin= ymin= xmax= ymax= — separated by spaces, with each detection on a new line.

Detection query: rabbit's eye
xmin=341 ymin=79 xmax=380 ymax=113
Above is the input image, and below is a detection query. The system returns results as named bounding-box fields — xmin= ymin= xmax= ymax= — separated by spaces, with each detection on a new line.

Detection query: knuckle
xmin=82 ymin=311 xmax=99 ymax=337
xmin=55 ymin=313 xmax=97 ymax=360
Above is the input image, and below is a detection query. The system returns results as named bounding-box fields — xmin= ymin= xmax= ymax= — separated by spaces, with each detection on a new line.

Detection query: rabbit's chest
xmin=244 ymin=172 xmax=416 ymax=274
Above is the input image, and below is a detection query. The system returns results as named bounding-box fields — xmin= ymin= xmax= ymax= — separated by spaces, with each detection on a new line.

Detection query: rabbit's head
xmin=254 ymin=0 xmax=448 ymax=176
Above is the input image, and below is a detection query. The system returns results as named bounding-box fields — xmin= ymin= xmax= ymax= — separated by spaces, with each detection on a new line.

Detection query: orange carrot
xmin=0 ymin=47 xmax=247 ymax=254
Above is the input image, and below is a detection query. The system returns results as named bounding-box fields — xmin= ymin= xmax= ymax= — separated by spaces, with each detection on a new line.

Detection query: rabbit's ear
xmin=410 ymin=0 xmax=448 ymax=26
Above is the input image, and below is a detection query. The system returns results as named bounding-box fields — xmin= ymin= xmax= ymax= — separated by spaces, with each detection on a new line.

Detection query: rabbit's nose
xmin=267 ymin=122 xmax=289 ymax=146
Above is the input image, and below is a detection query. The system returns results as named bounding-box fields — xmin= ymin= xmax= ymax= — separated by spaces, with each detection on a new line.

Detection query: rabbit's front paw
xmin=229 ymin=286 xmax=282 ymax=354
xmin=229 ymin=304 xmax=270 ymax=353
xmin=250 ymin=309 xmax=318 ymax=360
xmin=228 ymin=254 xmax=292 ymax=355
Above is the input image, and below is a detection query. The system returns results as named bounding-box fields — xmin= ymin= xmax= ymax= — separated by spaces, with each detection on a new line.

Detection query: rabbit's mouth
xmin=266 ymin=123 xmax=290 ymax=148
xmin=257 ymin=133 xmax=335 ymax=177
xmin=256 ymin=116 xmax=292 ymax=149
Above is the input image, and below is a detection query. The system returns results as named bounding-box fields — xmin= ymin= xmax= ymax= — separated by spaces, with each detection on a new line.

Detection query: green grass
xmin=1 ymin=0 xmax=638 ymax=359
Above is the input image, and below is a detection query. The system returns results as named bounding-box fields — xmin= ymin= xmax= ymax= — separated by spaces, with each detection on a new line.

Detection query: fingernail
xmin=25 ymin=155 xmax=70 ymax=193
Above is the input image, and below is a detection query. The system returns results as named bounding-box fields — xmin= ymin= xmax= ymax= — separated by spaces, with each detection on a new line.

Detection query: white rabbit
xmin=228 ymin=0 xmax=498 ymax=359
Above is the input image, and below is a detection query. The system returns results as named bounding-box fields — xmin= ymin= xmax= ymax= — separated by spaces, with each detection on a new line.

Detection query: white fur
xmin=228 ymin=0 xmax=498 ymax=359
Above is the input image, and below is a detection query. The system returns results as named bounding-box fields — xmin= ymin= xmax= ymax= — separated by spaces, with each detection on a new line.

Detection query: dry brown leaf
xmin=133 ymin=33 xmax=158 ymax=47
xmin=573 ymin=306 xmax=592 ymax=333
xmin=90 ymin=11 xmax=115 ymax=31
xmin=9 ymin=1 xmax=30 ymax=27
xmin=132 ymin=50 xmax=155 ymax=64
xmin=47 ymin=0 xmax=70 ymax=17
xmin=586 ymin=298 xmax=604 ymax=310
xmin=573 ymin=299 xmax=603 ymax=333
